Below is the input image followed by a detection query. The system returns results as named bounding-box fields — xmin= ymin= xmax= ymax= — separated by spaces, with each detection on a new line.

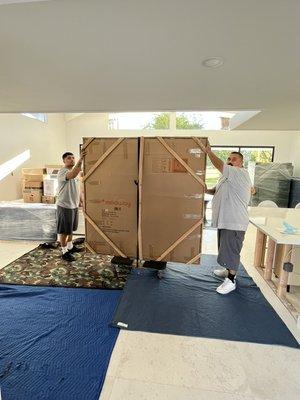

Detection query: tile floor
xmin=0 ymin=225 xmax=300 ymax=400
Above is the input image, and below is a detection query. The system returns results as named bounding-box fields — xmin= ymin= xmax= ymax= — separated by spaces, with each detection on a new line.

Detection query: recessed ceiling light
xmin=202 ymin=57 xmax=224 ymax=68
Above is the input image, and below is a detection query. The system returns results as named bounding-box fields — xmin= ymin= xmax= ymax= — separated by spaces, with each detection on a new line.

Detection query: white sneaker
xmin=216 ymin=278 xmax=236 ymax=294
xmin=214 ymin=268 xmax=229 ymax=278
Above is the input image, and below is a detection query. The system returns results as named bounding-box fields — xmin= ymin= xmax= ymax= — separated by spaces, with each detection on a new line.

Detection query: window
xmin=108 ymin=112 xmax=170 ymax=130
xmin=206 ymin=147 xmax=239 ymax=187
xmin=176 ymin=112 xmax=236 ymax=130
xmin=21 ymin=113 xmax=47 ymax=123
xmin=239 ymin=147 xmax=273 ymax=168
xmin=205 ymin=146 xmax=274 ymax=187
xmin=0 ymin=150 xmax=30 ymax=182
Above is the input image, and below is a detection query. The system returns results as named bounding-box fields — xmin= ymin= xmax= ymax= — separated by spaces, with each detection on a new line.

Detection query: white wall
xmin=66 ymin=113 xmax=300 ymax=170
xmin=0 ymin=113 xmax=66 ymax=200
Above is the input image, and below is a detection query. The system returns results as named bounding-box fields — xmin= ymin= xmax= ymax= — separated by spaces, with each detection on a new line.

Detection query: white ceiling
xmin=1 ymin=0 xmax=300 ymax=130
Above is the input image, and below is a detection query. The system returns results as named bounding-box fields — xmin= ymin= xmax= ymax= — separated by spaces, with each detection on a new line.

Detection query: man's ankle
xmin=228 ymin=271 xmax=236 ymax=283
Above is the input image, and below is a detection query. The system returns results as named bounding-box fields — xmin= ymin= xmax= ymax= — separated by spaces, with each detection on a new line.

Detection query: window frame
xmin=21 ymin=113 xmax=48 ymax=123
xmin=211 ymin=145 xmax=275 ymax=162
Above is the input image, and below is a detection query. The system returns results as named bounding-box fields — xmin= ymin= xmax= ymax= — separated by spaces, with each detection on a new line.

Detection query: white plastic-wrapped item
xmin=251 ymin=163 xmax=293 ymax=207
xmin=0 ymin=202 xmax=57 ymax=241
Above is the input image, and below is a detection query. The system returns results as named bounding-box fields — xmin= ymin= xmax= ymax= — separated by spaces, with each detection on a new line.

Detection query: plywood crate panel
xmin=83 ymin=138 xmax=138 ymax=258
xmin=140 ymin=137 xmax=207 ymax=263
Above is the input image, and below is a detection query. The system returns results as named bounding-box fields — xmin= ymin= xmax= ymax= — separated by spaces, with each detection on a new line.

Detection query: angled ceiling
xmin=1 ymin=0 xmax=300 ymax=129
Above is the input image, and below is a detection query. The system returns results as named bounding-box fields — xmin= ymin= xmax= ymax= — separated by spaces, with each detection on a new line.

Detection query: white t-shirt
xmin=211 ymin=164 xmax=252 ymax=231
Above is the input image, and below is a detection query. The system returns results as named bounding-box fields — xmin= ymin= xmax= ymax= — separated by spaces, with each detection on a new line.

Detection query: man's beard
xmin=228 ymin=162 xmax=233 ymax=166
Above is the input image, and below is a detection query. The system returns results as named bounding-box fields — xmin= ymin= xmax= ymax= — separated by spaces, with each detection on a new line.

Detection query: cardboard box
xmin=42 ymin=195 xmax=56 ymax=204
xmin=22 ymin=168 xmax=45 ymax=176
xmin=140 ymin=138 xmax=206 ymax=263
xmin=23 ymin=189 xmax=43 ymax=203
xmin=43 ymin=178 xmax=58 ymax=196
xmin=22 ymin=168 xmax=44 ymax=190
xmin=22 ymin=179 xmax=43 ymax=190
xmin=83 ymin=138 xmax=138 ymax=258
xmin=45 ymin=165 xmax=62 ymax=175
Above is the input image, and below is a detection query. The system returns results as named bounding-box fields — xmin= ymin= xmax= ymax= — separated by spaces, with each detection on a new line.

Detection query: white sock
xmin=67 ymin=241 xmax=73 ymax=250
xmin=61 ymin=246 xmax=68 ymax=254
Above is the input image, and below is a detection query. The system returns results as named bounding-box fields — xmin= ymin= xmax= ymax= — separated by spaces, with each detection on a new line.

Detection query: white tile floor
xmin=1 ymin=225 xmax=300 ymax=400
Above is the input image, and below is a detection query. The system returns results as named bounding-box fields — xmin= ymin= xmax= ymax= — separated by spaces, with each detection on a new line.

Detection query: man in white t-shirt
xmin=203 ymin=141 xmax=252 ymax=294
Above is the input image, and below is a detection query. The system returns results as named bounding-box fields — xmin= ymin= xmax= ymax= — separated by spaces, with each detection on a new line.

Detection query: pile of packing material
xmin=0 ymin=202 xmax=57 ymax=241
xmin=22 ymin=165 xmax=61 ymax=204
xmin=251 ymin=162 xmax=293 ymax=207
xmin=288 ymin=177 xmax=300 ymax=208
xmin=83 ymin=137 xmax=207 ymax=264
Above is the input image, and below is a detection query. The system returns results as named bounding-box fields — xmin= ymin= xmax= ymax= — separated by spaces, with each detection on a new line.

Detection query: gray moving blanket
xmin=0 ymin=202 xmax=57 ymax=241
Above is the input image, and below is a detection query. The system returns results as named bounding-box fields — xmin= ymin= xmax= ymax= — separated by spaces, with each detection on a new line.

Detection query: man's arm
xmin=200 ymin=140 xmax=224 ymax=173
xmin=205 ymin=142 xmax=224 ymax=173
xmin=66 ymin=150 xmax=86 ymax=180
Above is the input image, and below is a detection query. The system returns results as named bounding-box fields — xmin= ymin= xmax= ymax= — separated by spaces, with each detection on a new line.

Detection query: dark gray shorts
xmin=56 ymin=206 xmax=78 ymax=235
xmin=217 ymin=229 xmax=245 ymax=271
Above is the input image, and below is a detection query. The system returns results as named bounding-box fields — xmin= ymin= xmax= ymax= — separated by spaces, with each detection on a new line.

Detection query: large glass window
xmin=176 ymin=112 xmax=236 ymax=130
xmin=108 ymin=112 xmax=170 ymax=130
xmin=206 ymin=146 xmax=274 ymax=187
xmin=206 ymin=147 xmax=239 ymax=187
xmin=240 ymin=147 xmax=273 ymax=168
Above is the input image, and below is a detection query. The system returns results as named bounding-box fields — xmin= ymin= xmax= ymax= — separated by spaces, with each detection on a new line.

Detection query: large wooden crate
xmin=83 ymin=137 xmax=207 ymax=264
xmin=138 ymin=137 xmax=207 ymax=264
xmin=82 ymin=138 xmax=138 ymax=258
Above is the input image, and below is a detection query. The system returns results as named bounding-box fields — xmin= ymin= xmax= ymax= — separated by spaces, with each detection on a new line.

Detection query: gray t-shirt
xmin=56 ymin=167 xmax=80 ymax=209
xmin=212 ymin=164 xmax=252 ymax=231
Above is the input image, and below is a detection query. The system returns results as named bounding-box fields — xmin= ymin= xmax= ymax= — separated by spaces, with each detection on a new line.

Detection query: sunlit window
xmin=21 ymin=113 xmax=47 ymax=123
xmin=0 ymin=150 xmax=31 ymax=181
xmin=108 ymin=112 xmax=170 ymax=130
xmin=206 ymin=146 xmax=274 ymax=187
xmin=176 ymin=112 xmax=236 ymax=130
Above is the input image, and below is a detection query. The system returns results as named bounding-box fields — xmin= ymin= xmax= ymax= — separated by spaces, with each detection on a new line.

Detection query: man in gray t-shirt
xmin=56 ymin=150 xmax=85 ymax=262
xmin=203 ymin=141 xmax=252 ymax=295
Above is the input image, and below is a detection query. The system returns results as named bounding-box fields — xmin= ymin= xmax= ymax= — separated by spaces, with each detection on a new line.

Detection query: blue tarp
xmin=112 ymin=255 xmax=299 ymax=348
xmin=0 ymin=285 xmax=121 ymax=400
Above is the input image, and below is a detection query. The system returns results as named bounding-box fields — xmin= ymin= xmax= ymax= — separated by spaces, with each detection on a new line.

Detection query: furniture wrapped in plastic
xmin=0 ymin=202 xmax=57 ymax=241
xmin=251 ymin=163 xmax=293 ymax=207
xmin=288 ymin=178 xmax=300 ymax=208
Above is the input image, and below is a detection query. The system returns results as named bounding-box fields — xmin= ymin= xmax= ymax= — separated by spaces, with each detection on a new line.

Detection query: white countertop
xmin=249 ymin=207 xmax=300 ymax=245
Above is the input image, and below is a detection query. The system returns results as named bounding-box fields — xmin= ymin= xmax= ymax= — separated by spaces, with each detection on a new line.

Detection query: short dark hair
xmin=230 ymin=151 xmax=243 ymax=160
xmin=62 ymin=152 xmax=74 ymax=160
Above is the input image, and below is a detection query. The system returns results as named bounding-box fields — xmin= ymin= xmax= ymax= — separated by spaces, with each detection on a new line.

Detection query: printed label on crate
xmin=89 ymin=199 xmax=131 ymax=208
xmin=152 ymin=158 xmax=188 ymax=173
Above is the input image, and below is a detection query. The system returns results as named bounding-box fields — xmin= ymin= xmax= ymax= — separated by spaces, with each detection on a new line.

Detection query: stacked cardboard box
xmin=22 ymin=165 xmax=61 ymax=204
xmin=22 ymin=168 xmax=44 ymax=203
xmin=42 ymin=195 xmax=57 ymax=204
xmin=83 ymin=137 xmax=207 ymax=264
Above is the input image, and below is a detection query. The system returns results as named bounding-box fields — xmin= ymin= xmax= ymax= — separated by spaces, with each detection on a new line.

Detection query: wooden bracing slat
xmin=82 ymin=138 xmax=124 ymax=182
xmin=157 ymin=219 xmax=203 ymax=261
